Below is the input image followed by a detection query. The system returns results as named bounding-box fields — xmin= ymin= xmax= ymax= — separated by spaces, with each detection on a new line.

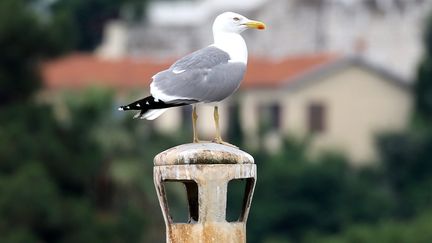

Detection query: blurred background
xmin=1 ymin=0 xmax=432 ymax=242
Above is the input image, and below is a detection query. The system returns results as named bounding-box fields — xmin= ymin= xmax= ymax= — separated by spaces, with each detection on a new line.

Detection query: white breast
xmin=212 ymin=32 xmax=248 ymax=64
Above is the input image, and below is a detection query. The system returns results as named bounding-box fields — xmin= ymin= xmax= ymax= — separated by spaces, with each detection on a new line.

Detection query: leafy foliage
xmin=0 ymin=0 xmax=64 ymax=105
xmin=0 ymin=1 xmax=150 ymax=241
xmin=414 ymin=13 xmax=432 ymax=124
xmin=0 ymin=92 xmax=152 ymax=243
xmin=306 ymin=211 xmax=432 ymax=243
xmin=376 ymin=132 xmax=432 ymax=218
xmin=248 ymin=142 xmax=393 ymax=243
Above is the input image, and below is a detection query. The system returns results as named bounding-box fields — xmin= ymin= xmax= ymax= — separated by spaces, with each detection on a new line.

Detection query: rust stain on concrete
xmin=168 ymin=223 xmax=245 ymax=243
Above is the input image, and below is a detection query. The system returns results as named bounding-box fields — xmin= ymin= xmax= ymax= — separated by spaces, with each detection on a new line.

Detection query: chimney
xmin=153 ymin=143 xmax=256 ymax=243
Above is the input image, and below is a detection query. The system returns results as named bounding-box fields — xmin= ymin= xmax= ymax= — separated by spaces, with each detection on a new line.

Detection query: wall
xmin=237 ymin=65 xmax=412 ymax=164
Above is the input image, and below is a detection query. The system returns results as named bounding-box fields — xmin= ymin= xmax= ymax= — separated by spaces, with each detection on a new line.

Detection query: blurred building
xmin=239 ymin=56 xmax=412 ymax=164
xmin=97 ymin=0 xmax=432 ymax=80
xmin=42 ymin=53 xmax=412 ymax=165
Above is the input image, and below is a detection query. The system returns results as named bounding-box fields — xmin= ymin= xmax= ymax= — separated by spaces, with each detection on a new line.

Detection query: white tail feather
xmin=142 ymin=109 xmax=168 ymax=120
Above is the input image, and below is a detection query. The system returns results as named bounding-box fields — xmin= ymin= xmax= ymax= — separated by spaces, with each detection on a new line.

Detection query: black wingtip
xmin=118 ymin=105 xmax=131 ymax=111
xmin=119 ymin=95 xmax=190 ymax=115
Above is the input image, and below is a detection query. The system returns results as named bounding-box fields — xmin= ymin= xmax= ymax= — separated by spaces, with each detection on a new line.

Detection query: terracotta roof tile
xmin=42 ymin=53 xmax=338 ymax=91
xmin=243 ymin=53 xmax=339 ymax=88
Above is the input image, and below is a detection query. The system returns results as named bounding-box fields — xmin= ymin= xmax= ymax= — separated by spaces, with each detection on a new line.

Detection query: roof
xmin=285 ymin=55 xmax=411 ymax=91
xmin=41 ymin=53 xmax=338 ymax=91
xmin=42 ymin=54 xmax=172 ymax=91
xmin=244 ymin=53 xmax=338 ymax=88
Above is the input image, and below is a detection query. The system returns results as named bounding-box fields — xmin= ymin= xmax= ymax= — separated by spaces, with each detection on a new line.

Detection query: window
xmin=270 ymin=103 xmax=281 ymax=129
xmin=227 ymin=103 xmax=242 ymax=142
xmin=308 ymin=102 xmax=326 ymax=133
xmin=181 ymin=105 xmax=192 ymax=130
xmin=259 ymin=102 xmax=281 ymax=132
xmin=228 ymin=103 xmax=240 ymax=127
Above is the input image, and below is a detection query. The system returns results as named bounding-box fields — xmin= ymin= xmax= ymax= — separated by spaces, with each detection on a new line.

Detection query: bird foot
xmin=212 ymin=138 xmax=238 ymax=148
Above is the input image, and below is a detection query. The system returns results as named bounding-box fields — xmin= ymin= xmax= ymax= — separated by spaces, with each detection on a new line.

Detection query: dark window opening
xmin=163 ymin=180 xmax=199 ymax=223
xmin=227 ymin=103 xmax=242 ymax=143
xmin=259 ymin=103 xmax=281 ymax=132
xmin=308 ymin=102 xmax=326 ymax=133
xmin=270 ymin=103 xmax=281 ymax=129
xmin=226 ymin=178 xmax=255 ymax=222
xmin=181 ymin=105 xmax=193 ymax=131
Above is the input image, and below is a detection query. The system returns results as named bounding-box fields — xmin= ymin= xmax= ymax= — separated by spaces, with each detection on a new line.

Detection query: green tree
xmin=305 ymin=211 xmax=432 ymax=243
xmin=374 ymin=11 xmax=432 ymax=219
xmin=0 ymin=1 xmax=149 ymax=241
xmin=376 ymin=132 xmax=432 ymax=218
xmin=0 ymin=0 xmax=63 ymax=105
xmin=248 ymin=140 xmax=393 ymax=243
xmin=414 ymin=14 xmax=432 ymax=124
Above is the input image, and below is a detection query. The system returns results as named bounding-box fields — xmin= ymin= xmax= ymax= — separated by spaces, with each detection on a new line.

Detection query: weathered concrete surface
xmin=154 ymin=143 xmax=254 ymax=165
xmin=168 ymin=222 xmax=245 ymax=243
xmin=155 ymin=164 xmax=256 ymax=222
xmin=153 ymin=143 xmax=256 ymax=243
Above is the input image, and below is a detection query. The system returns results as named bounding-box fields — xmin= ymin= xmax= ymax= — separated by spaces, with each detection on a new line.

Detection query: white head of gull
xmin=212 ymin=12 xmax=265 ymax=64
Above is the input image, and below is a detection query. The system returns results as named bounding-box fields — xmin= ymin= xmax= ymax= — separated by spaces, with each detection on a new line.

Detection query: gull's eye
xmin=233 ymin=17 xmax=240 ymax=21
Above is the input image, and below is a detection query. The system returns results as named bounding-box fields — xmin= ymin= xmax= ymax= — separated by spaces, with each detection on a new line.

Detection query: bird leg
xmin=213 ymin=106 xmax=237 ymax=148
xmin=192 ymin=105 xmax=200 ymax=143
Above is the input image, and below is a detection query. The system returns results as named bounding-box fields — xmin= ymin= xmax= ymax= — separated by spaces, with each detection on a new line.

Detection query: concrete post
xmin=154 ymin=143 xmax=256 ymax=243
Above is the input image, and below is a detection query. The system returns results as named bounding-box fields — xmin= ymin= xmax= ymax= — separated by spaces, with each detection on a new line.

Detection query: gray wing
xmin=150 ymin=46 xmax=246 ymax=103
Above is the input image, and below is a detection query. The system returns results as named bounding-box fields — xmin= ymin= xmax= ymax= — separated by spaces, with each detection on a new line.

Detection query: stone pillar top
xmin=154 ymin=143 xmax=254 ymax=166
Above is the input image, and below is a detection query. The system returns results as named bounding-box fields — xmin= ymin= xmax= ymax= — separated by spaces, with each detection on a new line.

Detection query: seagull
xmin=118 ymin=12 xmax=266 ymax=145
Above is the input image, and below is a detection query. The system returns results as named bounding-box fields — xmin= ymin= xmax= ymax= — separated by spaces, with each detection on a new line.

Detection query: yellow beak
xmin=244 ymin=20 xmax=266 ymax=30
